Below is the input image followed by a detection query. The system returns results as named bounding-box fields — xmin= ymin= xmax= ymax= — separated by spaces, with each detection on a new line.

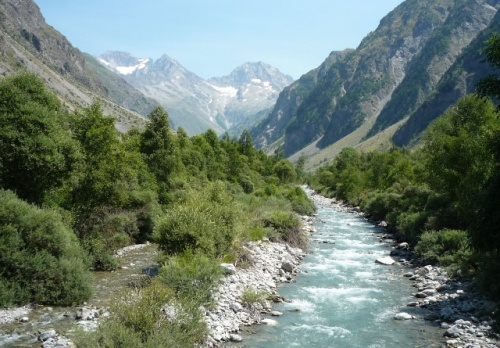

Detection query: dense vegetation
xmin=311 ymin=34 xmax=500 ymax=310
xmin=0 ymin=72 xmax=313 ymax=345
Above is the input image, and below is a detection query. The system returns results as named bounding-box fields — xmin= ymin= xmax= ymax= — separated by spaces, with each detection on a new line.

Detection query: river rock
xmin=220 ymin=263 xmax=236 ymax=275
xmin=271 ymin=311 xmax=283 ymax=317
xmin=76 ymin=307 xmax=94 ymax=320
xmin=261 ymin=318 xmax=278 ymax=326
xmin=394 ymin=312 xmax=413 ymax=320
xmin=440 ymin=306 xmax=455 ymax=319
xmin=38 ymin=329 xmax=57 ymax=342
xmin=230 ymin=334 xmax=243 ymax=342
xmin=375 ymin=256 xmax=395 ymax=265
xmin=281 ymin=261 xmax=294 ymax=273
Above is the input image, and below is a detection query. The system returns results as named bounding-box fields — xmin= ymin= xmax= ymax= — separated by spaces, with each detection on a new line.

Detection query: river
xmin=236 ymin=202 xmax=444 ymax=347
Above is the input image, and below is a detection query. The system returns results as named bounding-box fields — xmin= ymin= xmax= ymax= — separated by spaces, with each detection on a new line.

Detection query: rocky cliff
xmin=254 ymin=0 xmax=500 ymax=158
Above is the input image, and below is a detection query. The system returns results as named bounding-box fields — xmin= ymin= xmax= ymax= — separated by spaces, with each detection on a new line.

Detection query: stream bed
xmin=0 ymin=243 xmax=158 ymax=347
xmin=236 ymin=203 xmax=444 ymax=347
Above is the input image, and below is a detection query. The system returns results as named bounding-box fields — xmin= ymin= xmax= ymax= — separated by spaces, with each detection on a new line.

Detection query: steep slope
xmin=98 ymin=52 xmax=293 ymax=135
xmin=255 ymin=0 xmax=500 ymax=157
xmin=366 ymin=0 xmax=499 ymax=138
xmin=392 ymin=8 xmax=500 ymax=146
xmin=251 ymin=49 xmax=353 ymax=149
xmin=0 ymin=0 xmax=152 ymax=131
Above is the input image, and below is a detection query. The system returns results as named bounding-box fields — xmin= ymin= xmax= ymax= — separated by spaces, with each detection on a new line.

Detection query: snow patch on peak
xmin=114 ymin=58 xmax=150 ymax=75
xmin=208 ymin=84 xmax=238 ymax=97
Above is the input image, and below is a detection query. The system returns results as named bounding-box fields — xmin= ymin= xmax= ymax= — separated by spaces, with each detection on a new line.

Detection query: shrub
xmin=263 ymin=210 xmax=306 ymax=248
xmin=75 ymin=281 xmax=207 ymax=348
xmin=361 ymin=191 xmax=402 ymax=221
xmin=0 ymin=190 xmax=93 ymax=306
xmin=241 ymin=286 xmax=268 ymax=307
xmin=154 ymin=181 xmax=236 ymax=258
xmin=283 ymin=185 xmax=316 ymax=215
xmin=396 ymin=211 xmax=429 ymax=244
xmin=415 ymin=229 xmax=473 ymax=276
xmin=158 ymin=251 xmax=223 ymax=307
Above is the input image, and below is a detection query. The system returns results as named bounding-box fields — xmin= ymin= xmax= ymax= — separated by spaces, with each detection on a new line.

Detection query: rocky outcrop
xmin=253 ymin=0 xmax=500 ymax=159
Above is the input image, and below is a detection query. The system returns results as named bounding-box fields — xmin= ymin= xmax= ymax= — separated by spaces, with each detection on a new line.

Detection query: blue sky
xmin=35 ymin=1 xmax=404 ymax=79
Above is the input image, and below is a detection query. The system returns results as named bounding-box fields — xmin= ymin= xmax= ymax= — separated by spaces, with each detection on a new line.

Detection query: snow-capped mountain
xmin=97 ymin=51 xmax=294 ymax=135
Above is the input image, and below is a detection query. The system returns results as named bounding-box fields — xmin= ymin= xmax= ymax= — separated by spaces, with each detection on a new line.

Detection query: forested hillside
xmin=0 ymin=72 xmax=313 ymax=345
xmin=310 ymin=34 xmax=500 ymax=320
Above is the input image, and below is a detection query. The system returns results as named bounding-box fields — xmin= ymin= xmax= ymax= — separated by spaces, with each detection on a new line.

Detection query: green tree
xmin=0 ymin=72 xmax=79 ymax=204
xmin=422 ymin=95 xmax=497 ymax=226
xmin=476 ymin=33 xmax=500 ymax=105
xmin=0 ymin=190 xmax=92 ymax=306
xmin=273 ymin=160 xmax=297 ymax=183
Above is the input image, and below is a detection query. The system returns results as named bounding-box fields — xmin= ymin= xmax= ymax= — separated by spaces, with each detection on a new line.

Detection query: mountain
xmin=98 ymin=51 xmax=294 ymax=135
xmin=253 ymin=0 xmax=500 ymax=164
xmin=0 ymin=0 xmax=156 ymax=131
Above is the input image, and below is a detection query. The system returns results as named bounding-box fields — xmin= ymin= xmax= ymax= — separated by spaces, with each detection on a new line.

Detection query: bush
xmin=75 ymin=281 xmax=207 ymax=348
xmin=241 ymin=286 xmax=268 ymax=307
xmin=158 ymin=251 xmax=223 ymax=307
xmin=415 ymin=229 xmax=473 ymax=276
xmin=0 ymin=190 xmax=92 ymax=306
xmin=283 ymin=185 xmax=316 ymax=215
xmin=263 ymin=210 xmax=305 ymax=248
xmin=361 ymin=191 xmax=402 ymax=221
xmin=396 ymin=211 xmax=429 ymax=244
xmin=154 ymin=181 xmax=236 ymax=258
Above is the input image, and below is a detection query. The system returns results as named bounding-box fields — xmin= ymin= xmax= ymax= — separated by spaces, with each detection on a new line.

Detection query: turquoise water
xmin=238 ymin=205 xmax=444 ymax=348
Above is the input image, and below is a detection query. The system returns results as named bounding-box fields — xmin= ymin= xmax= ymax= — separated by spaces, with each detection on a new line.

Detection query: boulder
xmin=220 ymin=263 xmax=236 ymax=275
xmin=261 ymin=318 xmax=278 ymax=326
xmin=375 ymin=256 xmax=395 ymax=265
xmin=39 ymin=329 xmax=57 ymax=342
xmin=394 ymin=312 xmax=413 ymax=320
xmin=281 ymin=261 xmax=294 ymax=273
xmin=230 ymin=334 xmax=243 ymax=342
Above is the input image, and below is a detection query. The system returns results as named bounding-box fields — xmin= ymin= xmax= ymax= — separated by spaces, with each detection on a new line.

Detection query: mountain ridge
xmin=97 ymin=51 xmax=294 ymax=135
xmin=252 ymin=0 xmax=500 ymax=162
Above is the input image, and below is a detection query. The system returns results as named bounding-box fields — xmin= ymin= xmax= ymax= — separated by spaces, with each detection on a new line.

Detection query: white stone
xmin=375 ymin=256 xmax=395 ymax=265
xmin=261 ymin=318 xmax=278 ymax=326
xmin=394 ymin=312 xmax=413 ymax=320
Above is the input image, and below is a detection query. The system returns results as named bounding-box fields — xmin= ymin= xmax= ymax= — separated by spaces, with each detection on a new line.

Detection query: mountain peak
xmin=210 ymin=62 xmax=294 ymax=90
xmin=97 ymin=51 xmax=151 ymax=75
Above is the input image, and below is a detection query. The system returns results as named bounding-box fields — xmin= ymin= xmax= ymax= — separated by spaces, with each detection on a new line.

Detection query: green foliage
xmin=241 ymin=286 xmax=268 ymax=307
xmin=75 ymin=281 xmax=207 ymax=348
xmin=283 ymin=185 xmax=316 ymax=215
xmin=415 ymin=229 xmax=472 ymax=276
xmin=423 ymin=95 xmax=497 ymax=226
xmin=263 ymin=210 xmax=305 ymax=248
xmin=158 ymin=251 xmax=223 ymax=307
xmin=154 ymin=181 xmax=236 ymax=258
xmin=0 ymin=72 xmax=79 ymax=204
xmin=0 ymin=190 xmax=92 ymax=306
xmin=0 ymin=71 xmax=313 ymax=324
xmin=273 ymin=159 xmax=297 ymax=183
xmin=66 ymin=102 xmax=160 ymax=269
xmin=477 ymin=33 xmax=500 ymax=105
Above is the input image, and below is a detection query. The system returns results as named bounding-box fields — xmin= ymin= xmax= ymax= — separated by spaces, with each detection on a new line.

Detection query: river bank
xmin=203 ymin=217 xmax=314 ymax=347
xmin=310 ymin=191 xmax=500 ymax=348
